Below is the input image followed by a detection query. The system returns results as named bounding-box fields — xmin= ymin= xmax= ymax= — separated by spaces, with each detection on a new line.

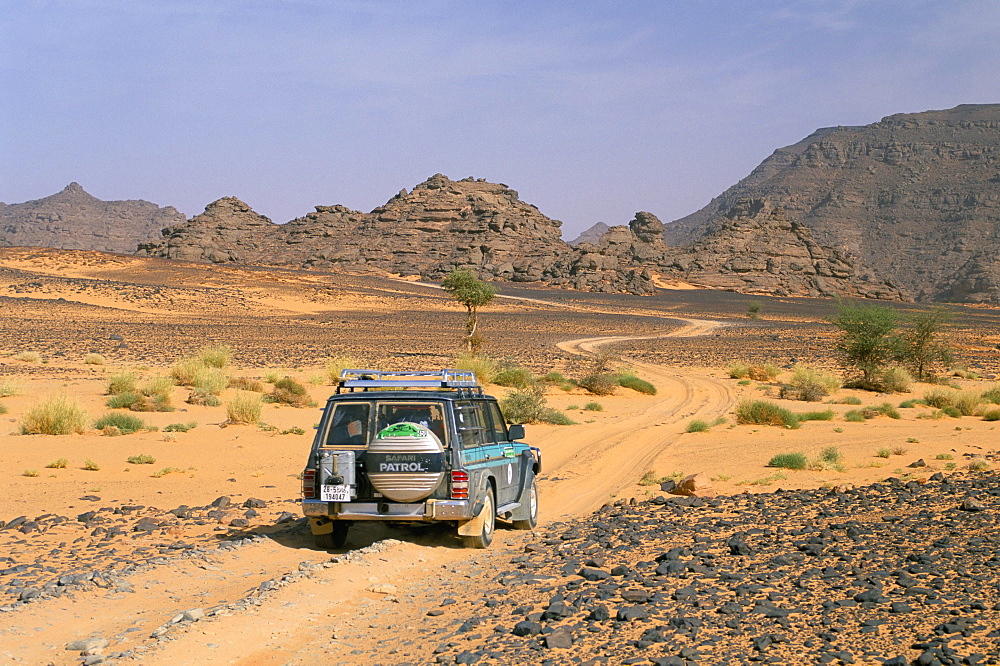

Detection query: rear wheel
xmin=461 ymin=490 xmax=495 ymax=549
xmin=512 ymin=477 xmax=538 ymax=530
xmin=315 ymin=522 xmax=349 ymax=549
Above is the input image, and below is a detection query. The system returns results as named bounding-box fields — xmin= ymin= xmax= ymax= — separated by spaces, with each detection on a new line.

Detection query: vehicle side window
xmin=455 ymin=401 xmax=487 ymax=450
xmin=486 ymin=402 xmax=508 ymax=443
xmin=325 ymin=403 xmax=371 ymax=446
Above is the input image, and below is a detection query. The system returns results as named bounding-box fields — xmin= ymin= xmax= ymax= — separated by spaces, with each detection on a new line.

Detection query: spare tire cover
xmin=366 ymin=422 xmax=446 ymax=502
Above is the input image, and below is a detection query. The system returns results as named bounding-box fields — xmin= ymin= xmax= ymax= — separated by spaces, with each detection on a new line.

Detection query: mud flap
xmin=310 ymin=517 xmax=333 ymax=535
xmin=509 ymin=473 xmax=535 ymax=523
xmin=456 ymin=499 xmax=486 ymax=536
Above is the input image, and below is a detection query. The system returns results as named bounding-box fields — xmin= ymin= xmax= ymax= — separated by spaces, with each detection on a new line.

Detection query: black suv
xmin=300 ymin=370 xmax=541 ymax=548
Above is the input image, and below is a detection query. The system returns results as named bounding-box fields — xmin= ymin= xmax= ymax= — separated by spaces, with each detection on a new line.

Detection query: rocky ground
xmin=382 ymin=469 xmax=1000 ymax=666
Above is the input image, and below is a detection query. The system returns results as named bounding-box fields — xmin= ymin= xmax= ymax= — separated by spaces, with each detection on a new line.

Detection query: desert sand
xmin=1 ymin=247 xmax=999 ymax=664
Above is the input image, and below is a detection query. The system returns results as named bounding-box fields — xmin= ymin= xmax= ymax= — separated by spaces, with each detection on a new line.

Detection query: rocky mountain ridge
xmin=140 ymin=175 xmax=896 ymax=298
xmin=0 ymin=183 xmax=184 ymax=254
xmin=665 ymin=103 xmax=1000 ymax=303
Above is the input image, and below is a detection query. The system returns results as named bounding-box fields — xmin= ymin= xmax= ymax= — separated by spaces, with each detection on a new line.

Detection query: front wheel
xmin=512 ymin=477 xmax=538 ymax=530
xmin=461 ymin=490 xmax=495 ymax=549
xmin=315 ymin=522 xmax=349 ymax=549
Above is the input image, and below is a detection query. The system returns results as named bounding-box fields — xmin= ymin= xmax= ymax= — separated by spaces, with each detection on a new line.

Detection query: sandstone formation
xmin=663 ymin=199 xmax=905 ymax=300
xmin=0 ymin=183 xmax=184 ymax=254
xmin=664 ymin=104 xmax=1000 ymax=303
xmin=144 ymin=174 xmax=574 ymax=284
xmin=139 ymin=196 xmax=278 ymax=264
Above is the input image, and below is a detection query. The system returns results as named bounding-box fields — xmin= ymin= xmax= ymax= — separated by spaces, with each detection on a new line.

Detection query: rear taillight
xmin=451 ymin=470 xmax=469 ymax=500
xmin=302 ymin=469 xmax=316 ymax=499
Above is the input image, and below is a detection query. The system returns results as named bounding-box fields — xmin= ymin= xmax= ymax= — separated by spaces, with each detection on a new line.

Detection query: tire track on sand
xmin=540 ymin=319 xmax=735 ymax=520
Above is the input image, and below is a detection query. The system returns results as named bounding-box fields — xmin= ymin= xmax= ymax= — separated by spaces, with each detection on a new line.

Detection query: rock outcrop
xmin=663 ymin=199 xmax=905 ymax=299
xmin=139 ymin=197 xmax=278 ymax=264
xmin=0 ymin=183 xmax=184 ymax=254
xmin=144 ymin=174 xmax=572 ymax=283
xmin=664 ymin=104 xmax=1000 ymax=303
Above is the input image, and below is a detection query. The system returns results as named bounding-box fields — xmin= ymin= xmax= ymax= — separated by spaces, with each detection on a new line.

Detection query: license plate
xmin=321 ymin=484 xmax=351 ymax=502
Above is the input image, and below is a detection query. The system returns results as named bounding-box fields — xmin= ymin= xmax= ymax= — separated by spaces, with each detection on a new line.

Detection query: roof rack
xmin=335 ymin=369 xmax=483 ymax=394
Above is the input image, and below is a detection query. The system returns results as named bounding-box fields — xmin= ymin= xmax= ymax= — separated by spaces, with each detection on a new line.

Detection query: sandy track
xmin=543 ymin=319 xmax=733 ymax=518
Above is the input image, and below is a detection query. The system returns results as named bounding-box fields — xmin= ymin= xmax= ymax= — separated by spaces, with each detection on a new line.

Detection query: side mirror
xmin=508 ymin=424 xmax=525 ymax=441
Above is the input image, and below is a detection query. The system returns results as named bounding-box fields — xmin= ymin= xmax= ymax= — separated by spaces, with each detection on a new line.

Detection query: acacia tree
xmin=830 ymin=300 xmax=899 ymax=389
xmin=442 ymin=269 xmax=496 ymax=352
xmin=896 ymin=307 xmax=954 ymax=381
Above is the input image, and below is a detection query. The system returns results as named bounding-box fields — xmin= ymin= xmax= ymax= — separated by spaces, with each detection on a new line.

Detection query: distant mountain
xmin=664 ymin=104 xmax=1000 ymax=303
xmin=568 ymin=222 xmax=610 ymax=246
xmin=0 ymin=183 xmax=185 ymax=254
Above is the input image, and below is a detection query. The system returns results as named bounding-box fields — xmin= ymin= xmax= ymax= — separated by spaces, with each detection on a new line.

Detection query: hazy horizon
xmin=3 ymin=1 xmax=998 ymax=238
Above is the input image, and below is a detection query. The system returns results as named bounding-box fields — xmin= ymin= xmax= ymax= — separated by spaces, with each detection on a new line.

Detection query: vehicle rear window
xmin=325 ymin=403 xmax=371 ymax=447
xmin=375 ymin=402 xmax=447 ymax=444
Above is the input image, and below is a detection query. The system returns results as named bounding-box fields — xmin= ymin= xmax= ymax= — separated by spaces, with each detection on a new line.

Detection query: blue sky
xmin=2 ymin=1 xmax=998 ymax=238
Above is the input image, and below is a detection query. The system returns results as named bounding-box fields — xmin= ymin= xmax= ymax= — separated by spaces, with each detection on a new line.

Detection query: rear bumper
xmin=301 ymin=498 xmax=471 ymax=521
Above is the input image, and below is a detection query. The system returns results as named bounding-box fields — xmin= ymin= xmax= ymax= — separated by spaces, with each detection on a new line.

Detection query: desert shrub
xmin=783 ymin=366 xmax=840 ymax=402
xmin=280 ymin=426 xmax=306 ymax=435
xmin=728 ymin=363 xmax=752 ymax=379
xmin=954 ymin=390 xmax=985 ymax=416
xmin=22 ymin=469 xmax=40 ymax=477
xmin=0 ymin=379 xmax=20 ymax=397
xmin=171 ymin=358 xmax=203 ymax=386
xmin=127 ymin=454 xmax=156 ymax=465
xmin=876 ymin=402 xmax=901 ymax=419
xmin=820 ymin=447 xmax=842 ymax=464
xmin=192 ymin=366 xmax=227 ymax=395
xmin=923 ymin=389 xmax=957 ymax=409
xmin=539 ymin=408 xmax=576 ymax=425
xmin=686 ymin=419 xmax=710 ymax=433
xmin=735 ymin=400 xmax=800 ymax=429
xmin=876 ymin=448 xmax=892 ymax=458
xmin=266 ymin=376 xmax=311 ymax=407
xmin=82 ymin=459 xmax=100 ymax=471
xmin=500 ymin=385 xmax=573 ymax=425
xmin=798 ymin=409 xmax=835 ymax=422
xmin=844 ymin=410 xmax=866 ymax=423
xmin=879 ymin=366 xmax=913 ymax=393
xmin=899 ymin=399 xmax=921 ymax=408
xmin=967 ymin=459 xmax=991 ymax=472
xmin=12 ymin=351 xmax=41 ymax=363
xmin=583 ymin=402 xmax=603 ymax=412
xmin=151 ymin=467 xmax=182 ymax=478
xmin=540 ymin=371 xmax=577 ymax=391
xmin=198 ymin=345 xmax=232 ymax=369
xmin=748 ymin=364 xmax=781 ymax=382
xmin=836 ymin=396 xmax=863 ymax=405
xmin=325 ymin=355 xmax=359 ymax=384
xmin=106 ymin=392 xmax=142 ymax=409
xmin=981 ymin=384 xmax=1000 ymax=405
xmin=0 ymin=402 xmax=6 ymax=415
xmin=493 ymin=364 xmax=535 ymax=388
xmin=20 ymin=397 xmax=88 ymax=435
xmin=767 ymin=452 xmax=808 ymax=470
xmin=94 ymin=412 xmax=148 ymax=435
xmin=228 ymin=376 xmax=264 ymax=392
xmin=164 ymin=421 xmax=198 ymax=432
xmin=455 ymin=354 xmax=498 ymax=385
xmin=935 ymin=453 xmax=953 ymax=460
xmin=227 ymin=391 xmax=262 ymax=425
xmin=45 ymin=458 xmax=68 ymax=469
xmin=737 ymin=379 xmax=751 ymax=386
xmin=941 ymin=406 xmax=962 ymax=418
xmin=83 ymin=353 xmax=106 ymax=365
xmin=107 ymin=372 xmax=138 ymax=395
xmin=187 ymin=391 xmax=221 ymax=407
xmin=617 ymin=373 xmax=657 ymax=395
xmin=982 ymin=409 xmax=1000 ymax=422
xmin=579 ymin=373 xmax=617 ymax=396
